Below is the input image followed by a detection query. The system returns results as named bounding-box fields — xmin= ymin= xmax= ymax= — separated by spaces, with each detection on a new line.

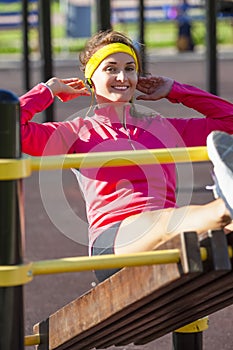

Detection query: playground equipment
xmin=1 ymin=91 xmax=233 ymax=349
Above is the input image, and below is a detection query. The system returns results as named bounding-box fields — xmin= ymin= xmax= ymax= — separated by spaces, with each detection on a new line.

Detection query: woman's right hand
xmin=136 ymin=75 xmax=174 ymax=101
xmin=45 ymin=77 xmax=91 ymax=102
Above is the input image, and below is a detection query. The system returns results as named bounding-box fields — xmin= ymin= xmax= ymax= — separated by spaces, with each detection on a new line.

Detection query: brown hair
xmin=79 ymin=30 xmax=142 ymax=74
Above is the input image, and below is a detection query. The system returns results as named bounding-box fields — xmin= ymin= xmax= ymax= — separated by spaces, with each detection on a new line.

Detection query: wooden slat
xmin=133 ymin=230 xmax=233 ymax=345
xmin=34 ymin=232 xmax=201 ymax=349
xmin=34 ymin=230 xmax=233 ymax=350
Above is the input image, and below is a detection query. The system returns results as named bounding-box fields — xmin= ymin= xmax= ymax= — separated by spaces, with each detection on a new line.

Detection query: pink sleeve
xmin=167 ymin=81 xmax=233 ymax=119
xmin=20 ymin=84 xmax=79 ymax=156
xmin=20 ymin=83 xmax=54 ymax=124
xmin=167 ymin=81 xmax=233 ymax=146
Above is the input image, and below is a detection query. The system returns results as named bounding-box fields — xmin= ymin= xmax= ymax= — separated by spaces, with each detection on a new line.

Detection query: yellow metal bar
xmin=0 ymin=243 xmax=231 ymax=285
xmin=0 ymin=158 xmax=31 ymax=180
xmin=1 ymin=248 xmax=211 ymax=285
xmin=175 ymin=317 xmax=209 ymax=333
xmin=0 ymin=147 xmax=209 ymax=179
xmin=228 ymin=245 xmax=233 ymax=258
xmin=1 ymin=244 xmax=228 ymax=284
xmin=30 ymin=146 xmax=209 ymax=171
xmin=24 ymin=334 xmax=40 ymax=346
xmin=0 ymin=246 xmax=216 ymax=283
xmin=200 ymin=246 xmax=208 ymax=261
xmin=0 ymin=263 xmax=33 ymax=287
xmin=31 ymin=250 xmax=181 ymax=275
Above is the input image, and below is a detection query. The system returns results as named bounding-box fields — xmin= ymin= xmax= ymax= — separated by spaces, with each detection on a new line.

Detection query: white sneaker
xmin=207 ymin=131 xmax=233 ymax=217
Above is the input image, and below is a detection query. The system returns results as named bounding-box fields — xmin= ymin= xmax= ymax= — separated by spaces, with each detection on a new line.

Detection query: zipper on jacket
xmin=122 ymin=106 xmax=136 ymax=151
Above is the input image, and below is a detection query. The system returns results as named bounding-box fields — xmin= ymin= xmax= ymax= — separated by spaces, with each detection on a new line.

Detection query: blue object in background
xmin=66 ymin=3 xmax=91 ymax=38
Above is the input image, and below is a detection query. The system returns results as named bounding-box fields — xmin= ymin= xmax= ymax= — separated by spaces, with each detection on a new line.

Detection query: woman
xmin=20 ymin=30 xmax=233 ymax=282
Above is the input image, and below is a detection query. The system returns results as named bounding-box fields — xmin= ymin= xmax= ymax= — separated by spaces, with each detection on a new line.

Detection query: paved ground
xmin=1 ymin=47 xmax=233 ymax=349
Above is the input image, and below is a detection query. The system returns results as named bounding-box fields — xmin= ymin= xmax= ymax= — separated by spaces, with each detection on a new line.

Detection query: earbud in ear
xmin=85 ymin=78 xmax=93 ymax=89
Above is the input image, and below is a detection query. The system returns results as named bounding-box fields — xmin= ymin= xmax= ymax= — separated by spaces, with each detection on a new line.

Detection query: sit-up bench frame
xmin=33 ymin=229 xmax=233 ymax=350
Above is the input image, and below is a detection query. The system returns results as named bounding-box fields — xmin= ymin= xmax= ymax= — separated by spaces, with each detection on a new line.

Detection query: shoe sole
xmin=207 ymin=131 xmax=233 ymax=216
xmin=207 ymin=131 xmax=233 ymax=172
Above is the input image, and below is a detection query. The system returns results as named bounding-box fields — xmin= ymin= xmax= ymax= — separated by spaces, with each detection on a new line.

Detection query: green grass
xmin=0 ymin=1 xmax=232 ymax=55
xmin=114 ymin=19 xmax=233 ymax=48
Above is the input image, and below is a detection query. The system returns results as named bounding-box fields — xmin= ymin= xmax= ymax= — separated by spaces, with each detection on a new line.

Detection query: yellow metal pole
xmin=200 ymin=247 xmax=208 ymax=261
xmin=24 ymin=334 xmax=40 ymax=346
xmin=31 ymin=250 xmax=181 ymax=276
xmin=175 ymin=317 xmax=209 ymax=333
xmin=0 ymin=147 xmax=210 ymax=179
xmin=0 ymin=146 xmax=210 ymax=180
xmin=0 ymin=247 xmax=210 ymax=286
xmin=30 ymin=146 xmax=209 ymax=171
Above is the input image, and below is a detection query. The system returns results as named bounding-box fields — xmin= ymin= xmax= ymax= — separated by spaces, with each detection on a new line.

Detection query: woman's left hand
xmin=136 ymin=75 xmax=174 ymax=101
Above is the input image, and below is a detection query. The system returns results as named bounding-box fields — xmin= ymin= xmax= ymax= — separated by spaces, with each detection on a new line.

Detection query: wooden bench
xmin=33 ymin=229 xmax=233 ymax=350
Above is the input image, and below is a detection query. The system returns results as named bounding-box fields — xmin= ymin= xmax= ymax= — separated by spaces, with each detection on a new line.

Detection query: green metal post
xmin=22 ymin=0 xmax=30 ymax=91
xmin=172 ymin=332 xmax=203 ymax=350
xmin=172 ymin=317 xmax=209 ymax=350
xmin=38 ymin=0 xmax=54 ymax=122
xmin=96 ymin=0 xmax=111 ymax=31
xmin=139 ymin=0 xmax=146 ymax=73
xmin=0 ymin=90 xmax=25 ymax=350
xmin=206 ymin=0 xmax=218 ymax=95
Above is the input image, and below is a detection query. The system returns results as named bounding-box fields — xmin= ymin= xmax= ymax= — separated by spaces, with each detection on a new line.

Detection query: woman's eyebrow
xmin=126 ymin=61 xmax=136 ymax=65
xmin=105 ymin=61 xmax=136 ymax=65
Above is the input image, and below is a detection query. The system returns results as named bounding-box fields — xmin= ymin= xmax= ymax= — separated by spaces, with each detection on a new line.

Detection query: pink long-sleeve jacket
xmin=20 ymin=81 xmax=233 ymax=247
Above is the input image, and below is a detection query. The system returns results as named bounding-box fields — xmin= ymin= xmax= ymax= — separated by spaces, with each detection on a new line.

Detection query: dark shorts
xmin=91 ymin=222 xmax=122 ymax=283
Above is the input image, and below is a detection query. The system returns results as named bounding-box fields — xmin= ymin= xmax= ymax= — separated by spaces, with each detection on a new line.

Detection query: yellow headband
xmin=84 ymin=43 xmax=139 ymax=79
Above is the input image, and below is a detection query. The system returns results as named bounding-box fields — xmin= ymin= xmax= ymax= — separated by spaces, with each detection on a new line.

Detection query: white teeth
xmin=113 ymin=86 xmax=128 ymax=90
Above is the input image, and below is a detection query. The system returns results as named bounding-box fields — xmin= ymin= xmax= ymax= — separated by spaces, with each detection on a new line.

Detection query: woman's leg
xmin=114 ymin=198 xmax=231 ymax=255
xmin=92 ymin=222 xmax=122 ymax=282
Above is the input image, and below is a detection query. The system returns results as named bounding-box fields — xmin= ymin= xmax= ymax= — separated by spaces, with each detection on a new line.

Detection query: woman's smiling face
xmin=91 ymin=52 xmax=138 ymax=104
